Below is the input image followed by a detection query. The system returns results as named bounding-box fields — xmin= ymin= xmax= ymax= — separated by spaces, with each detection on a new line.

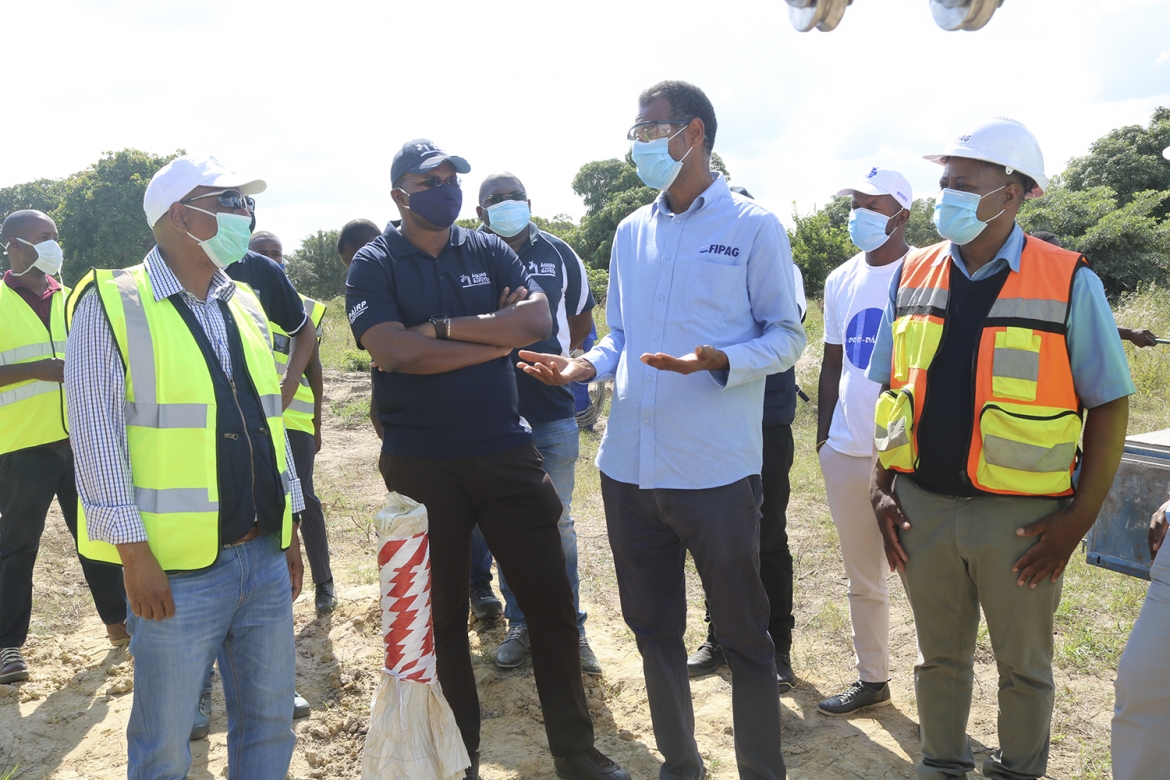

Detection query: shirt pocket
xmin=682 ymin=258 xmax=749 ymax=324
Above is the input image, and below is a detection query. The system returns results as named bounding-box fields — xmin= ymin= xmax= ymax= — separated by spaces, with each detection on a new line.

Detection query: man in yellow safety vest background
xmin=65 ymin=154 xmax=306 ymax=779
xmin=867 ymin=118 xmax=1133 ymax=780
xmin=0 ymin=209 xmax=128 ymax=685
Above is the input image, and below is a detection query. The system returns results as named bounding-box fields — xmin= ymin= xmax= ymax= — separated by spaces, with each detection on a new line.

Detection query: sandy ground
xmin=0 ymin=370 xmax=1119 ymax=779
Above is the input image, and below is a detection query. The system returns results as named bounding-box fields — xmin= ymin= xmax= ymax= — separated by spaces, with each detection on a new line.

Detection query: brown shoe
xmin=0 ymin=647 xmax=29 ymax=684
xmin=106 ymin=622 xmax=131 ymax=647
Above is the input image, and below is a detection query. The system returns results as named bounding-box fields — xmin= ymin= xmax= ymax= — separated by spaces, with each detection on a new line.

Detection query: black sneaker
xmin=776 ymin=652 xmax=795 ymax=693
xmin=190 ymin=681 xmax=213 ymax=740
xmin=470 ymin=584 xmax=503 ymax=621
xmin=686 ymin=639 xmax=726 ymax=678
xmin=554 ymin=747 xmax=632 ymax=780
xmin=315 ymin=580 xmax=337 ymax=614
xmin=0 ymin=647 xmax=29 ymax=685
xmin=464 ymin=750 xmax=480 ymax=779
xmin=579 ymin=634 xmax=602 ymax=676
xmin=817 ymin=680 xmax=891 ymax=716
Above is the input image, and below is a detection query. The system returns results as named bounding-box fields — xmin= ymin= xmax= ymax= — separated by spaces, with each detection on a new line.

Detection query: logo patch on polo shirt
xmin=459 ymin=272 xmax=491 ymax=287
xmin=699 ymin=244 xmax=741 ymax=258
xmin=348 ymin=300 xmax=368 ymax=324
xmin=526 ymin=261 xmax=557 ymax=277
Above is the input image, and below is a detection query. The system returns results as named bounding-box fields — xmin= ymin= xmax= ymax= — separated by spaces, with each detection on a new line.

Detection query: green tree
xmin=53 ymin=149 xmax=181 ymax=285
xmin=1064 ymin=107 xmax=1170 ymax=214
xmin=788 ymin=203 xmax=855 ymax=298
xmin=905 ymin=197 xmax=941 ymax=248
xmin=285 ymin=229 xmax=345 ymax=302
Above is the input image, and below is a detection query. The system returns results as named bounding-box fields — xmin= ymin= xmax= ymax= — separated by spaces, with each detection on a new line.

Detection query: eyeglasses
xmin=408 ymin=174 xmax=461 ymax=191
xmin=482 ymin=191 xmax=527 ymax=207
xmin=626 ymin=118 xmax=694 ymax=143
xmin=181 ymin=189 xmax=253 ymax=212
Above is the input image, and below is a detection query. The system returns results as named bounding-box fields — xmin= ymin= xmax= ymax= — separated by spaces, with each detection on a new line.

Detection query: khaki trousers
xmin=819 ymin=444 xmax=891 ymax=682
xmin=895 ymin=476 xmax=1066 ymax=780
xmin=1112 ymin=548 xmax=1170 ymax=780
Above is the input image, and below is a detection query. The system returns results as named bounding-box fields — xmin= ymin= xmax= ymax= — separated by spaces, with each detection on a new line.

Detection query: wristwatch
xmin=429 ymin=314 xmax=451 ymax=340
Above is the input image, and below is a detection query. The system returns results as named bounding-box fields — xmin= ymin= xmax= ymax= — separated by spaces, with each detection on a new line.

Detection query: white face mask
xmin=10 ymin=238 xmax=64 ymax=277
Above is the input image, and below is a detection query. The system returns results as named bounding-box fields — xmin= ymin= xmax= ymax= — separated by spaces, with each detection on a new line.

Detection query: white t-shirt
xmin=822 ymin=250 xmax=907 ymax=457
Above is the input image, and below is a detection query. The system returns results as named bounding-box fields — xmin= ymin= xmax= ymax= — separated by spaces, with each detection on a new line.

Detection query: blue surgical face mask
xmin=848 ymin=208 xmax=900 ymax=253
xmin=485 ymin=200 xmax=531 ymax=238
xmin=932 ymin=186 xmax=1006 ymax=245
xmin=185 ymin=206 xmax=253 ymax=268
xmin=631 ymin=125 xmax=693 ymax=190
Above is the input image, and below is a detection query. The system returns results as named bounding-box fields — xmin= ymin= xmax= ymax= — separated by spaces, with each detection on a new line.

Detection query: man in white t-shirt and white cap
xmin=815 ymin=166 xmax=913 ymax=716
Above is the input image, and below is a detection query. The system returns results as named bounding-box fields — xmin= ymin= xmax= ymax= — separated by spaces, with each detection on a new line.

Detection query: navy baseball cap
xmin=391 ymin=139 xmax=471 ymax=185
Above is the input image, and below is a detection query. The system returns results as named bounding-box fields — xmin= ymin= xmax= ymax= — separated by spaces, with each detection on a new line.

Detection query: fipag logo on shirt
xmin=698 ymin=244 xmax=741 ymax=258
xmin=459 ymin=272 xmax=491 ymax=288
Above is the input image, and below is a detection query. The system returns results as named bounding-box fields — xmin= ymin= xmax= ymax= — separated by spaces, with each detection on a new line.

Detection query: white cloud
xmin=2 ymin=0 xmax=1169 ymax=250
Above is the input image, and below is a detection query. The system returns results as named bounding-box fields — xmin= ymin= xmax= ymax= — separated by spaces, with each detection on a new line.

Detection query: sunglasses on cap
xmin=181 ymin=189 xmax=255 ymax=212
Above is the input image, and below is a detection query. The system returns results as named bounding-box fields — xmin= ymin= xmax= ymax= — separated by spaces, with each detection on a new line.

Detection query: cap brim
xmin=204 ymin=173 xmax=267 ymax=195
xmin=837 ymin=182 xmax=889 ymax=198
xmin=412 ymin=154 xmax=471 ymax=175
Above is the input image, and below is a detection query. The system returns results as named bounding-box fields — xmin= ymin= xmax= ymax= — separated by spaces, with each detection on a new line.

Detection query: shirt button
xmin=664 ymin=255 xmax=671 ymax=262
xmin=644 ymin=418 xmax=650 ymax=424
xmin=657 ymin=295 xmax=664 ymax=301
xmin=646 ymin=375 xmax=652 ymax=382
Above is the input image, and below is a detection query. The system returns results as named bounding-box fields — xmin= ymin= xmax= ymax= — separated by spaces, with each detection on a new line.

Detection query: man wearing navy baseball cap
xmin=346 ymin=140 xmax=630 ymax=780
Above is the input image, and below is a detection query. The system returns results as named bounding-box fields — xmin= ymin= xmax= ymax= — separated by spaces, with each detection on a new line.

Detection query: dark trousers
xmin=288 ymin=430 xmax=331 ymax=586
xmin=379 ymin=442 xmax=593 ymax=758
xmin=0 ymin=443 xmax=127 ymax=647
xmin=704 ymin=424 xmax=795 ymax=654
xmin=602 ymin=473 xmax=785 ymax=780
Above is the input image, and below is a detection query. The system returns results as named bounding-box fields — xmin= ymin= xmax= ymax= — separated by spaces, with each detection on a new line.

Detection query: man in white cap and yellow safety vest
xmin=65 ymin=154 xmax=306 ymax=779
xmin=867 ymin=118 xmax=1133 ymax=780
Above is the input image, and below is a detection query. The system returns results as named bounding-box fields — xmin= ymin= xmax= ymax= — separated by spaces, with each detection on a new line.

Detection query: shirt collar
xmin=652 ymin=172 xmax=729 ymax=218
xmin=144 ymin=246 xmax=236 ymax=303
xmin=944 ymin=222 xmax=1025 ymax=275
xmin=3 ymin=269 xmax=61 ymax=298
xmin=478 ymin=221 xmax=540 ymax=256
xmin=383 ymin=224 xmax=469 ymax=257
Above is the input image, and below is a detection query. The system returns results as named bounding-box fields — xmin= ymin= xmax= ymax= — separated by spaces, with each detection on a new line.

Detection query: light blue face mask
xmin=185 ymin=206 xmax=253 ymax=268
xmin=485 ymin=200 xmax=531 ymax=238
xmin=932 ymin=186 xmax=1005 ymax=245
xmin=848 ymin=208 xmax=900 ymax=252
xmin=631 ymin=126 xmax=693 ymax=190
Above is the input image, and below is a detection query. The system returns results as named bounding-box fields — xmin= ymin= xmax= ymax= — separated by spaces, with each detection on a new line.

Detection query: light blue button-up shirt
xmin=582 ymin=174 xmax=807 ymax=490
xmin=866 ymin=223 xmax=1135 ymax=408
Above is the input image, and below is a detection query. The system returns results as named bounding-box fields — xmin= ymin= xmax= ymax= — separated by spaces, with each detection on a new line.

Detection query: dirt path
xmin=0 ymin=370 xmax=1118 ymax=779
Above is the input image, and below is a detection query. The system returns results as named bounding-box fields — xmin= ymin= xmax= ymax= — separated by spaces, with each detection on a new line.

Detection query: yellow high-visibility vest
xmin=66 ymin=265 xmax=293 ymax=571
xmin=272 ymin=296 xmax=326 ymax=436
xmin=0 ymin=281 xmax=69 ymax=455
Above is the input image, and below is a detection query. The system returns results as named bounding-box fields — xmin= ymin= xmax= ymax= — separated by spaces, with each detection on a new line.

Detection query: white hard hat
xmin=925 ymin=117 xmax=1049 ymax=198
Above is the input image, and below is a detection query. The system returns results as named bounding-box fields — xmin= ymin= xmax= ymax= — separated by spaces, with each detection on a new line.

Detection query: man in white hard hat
xmin=1110 ymin=142 xmax=1170 ymax=780
xmin=813 ymin=167 xmax=913 ymax=717
xmin=866 ymin=117 xmax=1133 ymax=780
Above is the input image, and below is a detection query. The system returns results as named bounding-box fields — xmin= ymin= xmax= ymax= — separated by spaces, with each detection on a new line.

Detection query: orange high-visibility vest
xmin=874 ymin=236 xmax=1087 ymax=497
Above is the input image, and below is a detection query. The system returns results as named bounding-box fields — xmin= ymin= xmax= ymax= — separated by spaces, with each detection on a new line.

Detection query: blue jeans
xmin=470 ymin=416 xmax=586 ymax=631
xmin=126 ymin=533 xmax=296 ymax=780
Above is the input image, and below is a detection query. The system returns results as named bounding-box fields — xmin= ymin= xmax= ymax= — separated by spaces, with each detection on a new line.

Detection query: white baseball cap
xmin=143 ymin=154 xmax=266 ymax=228
xmin=1163 ymin=146 xmax=1170 ymax=161
xmin=837 ymin=167 xmax=913 ymax=211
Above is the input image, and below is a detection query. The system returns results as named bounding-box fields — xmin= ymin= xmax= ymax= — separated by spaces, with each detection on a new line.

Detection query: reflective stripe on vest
xmin=67 ymin=264 xmax=293 ymax=571
xmin=874 ymin=236 xmax=1085 ymax=497
xmin=0 ymin=283 xmax=69 ymax=455
xmin=273 ymin=295 xmax=326 ymax=435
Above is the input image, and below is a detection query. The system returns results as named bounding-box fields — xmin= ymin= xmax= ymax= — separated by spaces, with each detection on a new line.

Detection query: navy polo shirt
xmin=346 ymin=225 xmax=543 ymax=458
xmin=225 ymin=251 xmax=309 ymax=335
xmin=488 ymin=224 xmax=594 ymax=424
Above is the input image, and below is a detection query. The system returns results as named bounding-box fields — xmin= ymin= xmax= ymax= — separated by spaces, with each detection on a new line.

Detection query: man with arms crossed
xmin=814 ymin=167 xmax=912 ymax=716
xmin=346 ymin=140 xmax=628 ymax=780
xmin=521 ymin=81 xmax=805 ymax=780
xmin=868 ymin=119 xmax=1132 ymax=780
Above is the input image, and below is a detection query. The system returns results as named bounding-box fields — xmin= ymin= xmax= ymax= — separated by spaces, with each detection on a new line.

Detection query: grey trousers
xmin=895 ymin=476 xmax=1066 ymax=780
xmin=601 ymin=473 xmax=784 ymax=780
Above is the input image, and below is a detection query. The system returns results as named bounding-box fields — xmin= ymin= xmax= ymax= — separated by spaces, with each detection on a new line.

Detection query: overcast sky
xmin=4 ymin=0 xmax=1169 ymax=252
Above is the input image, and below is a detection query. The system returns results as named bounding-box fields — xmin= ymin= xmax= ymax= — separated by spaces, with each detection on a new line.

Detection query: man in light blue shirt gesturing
xmin=519 ymin=80 xmax=805 ymax=780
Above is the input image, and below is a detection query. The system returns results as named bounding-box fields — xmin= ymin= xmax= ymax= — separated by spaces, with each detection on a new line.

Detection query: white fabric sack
xmin=361 ymin=493 xmax=469 ymax=780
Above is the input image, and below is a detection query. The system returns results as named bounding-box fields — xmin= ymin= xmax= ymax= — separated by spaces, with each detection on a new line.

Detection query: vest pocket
xmin=977 ymin=402 xmax=1081 ymax=494
xmin=991 ymin=327 xmax=1041 ymax=402
xmin=892 ymin=318 xmax=943 ymax=383
xmin=874 ymin=389 xmax=916 ymax=470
